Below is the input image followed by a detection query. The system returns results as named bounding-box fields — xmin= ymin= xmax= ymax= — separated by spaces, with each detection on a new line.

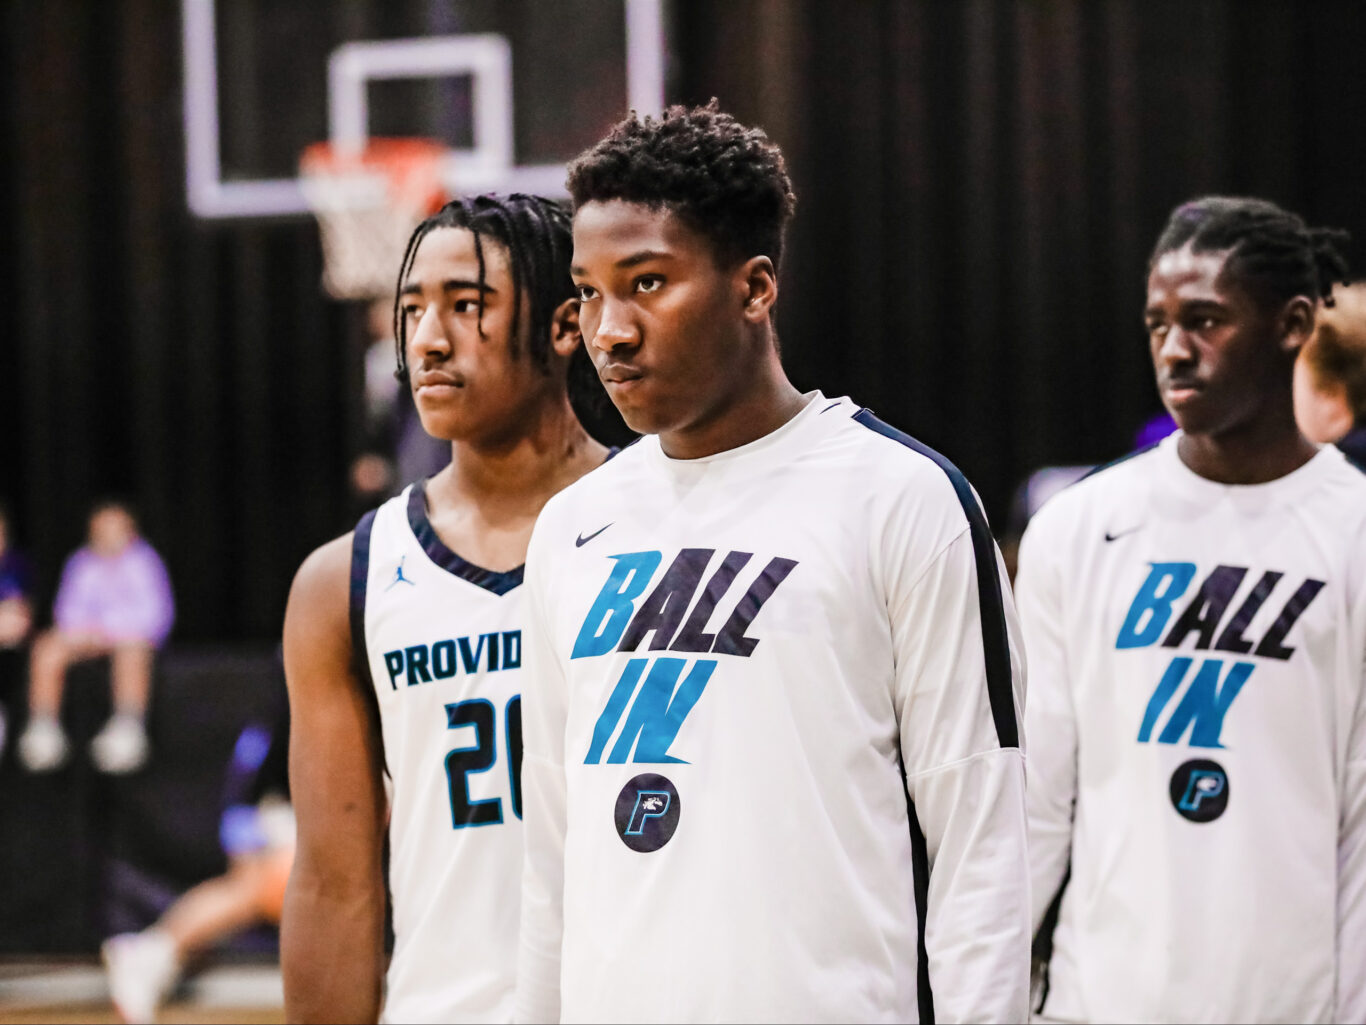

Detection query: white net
xmin=299 ymin=139 xmax=449 ymax=300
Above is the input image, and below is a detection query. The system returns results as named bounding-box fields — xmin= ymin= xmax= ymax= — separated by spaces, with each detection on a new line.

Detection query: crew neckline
xmin=1158 ymin=430 xmax=1340 ymax=505
xmin=649 ymin=390 xmax=831 ymax=467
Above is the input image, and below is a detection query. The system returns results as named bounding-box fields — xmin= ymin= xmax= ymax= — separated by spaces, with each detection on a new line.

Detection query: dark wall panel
xmin=3 ymin=1 xmax=1366 ymax=641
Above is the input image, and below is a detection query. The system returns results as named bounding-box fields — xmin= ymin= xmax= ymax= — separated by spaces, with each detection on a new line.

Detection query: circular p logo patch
xmin=614 ymin=773 xmax=681 ymax=853
xmin=1169 ymin=758 xmax=1229 ymax=823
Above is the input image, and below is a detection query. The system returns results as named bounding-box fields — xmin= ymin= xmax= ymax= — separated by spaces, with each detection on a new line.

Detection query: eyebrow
xmin=400 ymin=278 xmax=496 ymax=296
xmin=570 ymin=249 xmax=673 ymax=277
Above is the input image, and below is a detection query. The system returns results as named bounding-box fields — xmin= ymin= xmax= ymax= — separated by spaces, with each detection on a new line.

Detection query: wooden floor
xmin=0 ymin=959 xmax=282 ymax=1024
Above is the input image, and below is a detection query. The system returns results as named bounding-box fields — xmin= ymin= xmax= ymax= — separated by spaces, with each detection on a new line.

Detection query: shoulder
xmin=286 ymin=531 xmax=358 ymax=638
xmin=533 ymin=439 xmax=650 ymax=532
xmin=1026 ymin=443 xmax=1161 ymax=539
xmin=836 ymin=407 xmax=993 ymax=547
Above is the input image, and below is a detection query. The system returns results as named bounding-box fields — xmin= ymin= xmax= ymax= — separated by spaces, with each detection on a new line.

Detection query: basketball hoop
xmin=299 ymin=138 xmax=450 ymax=300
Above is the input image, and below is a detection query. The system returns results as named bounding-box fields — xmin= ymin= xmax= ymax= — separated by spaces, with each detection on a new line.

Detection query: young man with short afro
xmin=515 ymin=102 xmax=1030 ymax=1024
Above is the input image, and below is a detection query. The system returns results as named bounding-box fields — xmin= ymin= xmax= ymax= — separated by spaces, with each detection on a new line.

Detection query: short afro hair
xmin=566 ymin=100 xmax=797 ymax=270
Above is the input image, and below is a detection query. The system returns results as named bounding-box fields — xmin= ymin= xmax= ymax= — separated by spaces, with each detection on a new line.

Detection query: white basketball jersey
xmin=353 ymin=482 xmax=526 ymax=1024
xmin=516 ymin=393 xmax=1031 ymax=1024
xmin=1016 ymin=435 xmax=1366 ymax=1023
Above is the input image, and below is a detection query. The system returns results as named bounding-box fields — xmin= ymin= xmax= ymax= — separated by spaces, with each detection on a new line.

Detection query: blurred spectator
xmin=349 ymin=298 xmax=446 ymax=519
xmin=17 ymin=500 xmax=174 ymax=774
xmin=0 ymin=503 xmax=35 ymax=758
xmin=1296 ymin=281 xmax=1366 ymax=465
xmin=102 ymin=697 xmax=291 ymax=1024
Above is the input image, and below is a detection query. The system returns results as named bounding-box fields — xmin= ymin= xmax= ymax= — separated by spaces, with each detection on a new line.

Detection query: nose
xmin=410 ymin=305 xmax=451 ymax=363
xmin=1156 ymin=324 xmax=1194 ymax=369
xmin=587 ymin=296 xmax=640 ymax=353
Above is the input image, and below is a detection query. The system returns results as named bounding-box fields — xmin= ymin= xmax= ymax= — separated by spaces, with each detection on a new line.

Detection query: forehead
xmin=407 ymin=225 xmax=510 ymax=286
xmin=571 ymin=200 xmax=711 ymax=268
xmin=1147 ymin=244 xmax=1234 ymax=304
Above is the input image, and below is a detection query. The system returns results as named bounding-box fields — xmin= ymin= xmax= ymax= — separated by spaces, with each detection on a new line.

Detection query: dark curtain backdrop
xmin=4 ymin=0 xmax=1366 ymax=642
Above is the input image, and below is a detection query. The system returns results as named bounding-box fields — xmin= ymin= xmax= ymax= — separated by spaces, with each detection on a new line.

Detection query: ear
xmin=550 ymin=297 xmax=582 ymax=359
xmin=1279 ymin=295 xmax=1316 ymax=356
xmin=736 ymin=256 xmax=778 ymax=323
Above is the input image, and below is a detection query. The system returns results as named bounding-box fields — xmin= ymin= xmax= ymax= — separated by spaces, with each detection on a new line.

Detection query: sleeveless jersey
xmin=353 ymin=481 xmax=526 ymax=1024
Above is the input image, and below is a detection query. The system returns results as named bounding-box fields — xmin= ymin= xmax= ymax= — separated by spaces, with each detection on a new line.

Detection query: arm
xmin=515 ymin=528 xmax=569 ymax=1024
xmin=1337 ymin=609 xmax=1366 ymax=1022
xmin=893 ymin=527 xmax=1030 ymax=1024
xmin=1013 ymin=518 xmax=1078 ymax=937
xmin=281 ymin=535 xmax=387 ymax=1024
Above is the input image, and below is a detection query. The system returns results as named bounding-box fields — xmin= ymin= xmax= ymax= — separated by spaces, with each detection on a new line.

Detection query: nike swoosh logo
xmin=576 ymin=523 xmax=613 ymax=547
xmin=1104 ymin=525 xmax=1143 ymax=542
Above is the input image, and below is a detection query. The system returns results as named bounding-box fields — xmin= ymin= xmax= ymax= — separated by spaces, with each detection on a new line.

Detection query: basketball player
xmin=1018 ymin=197 xmax=1366 ymax=1022
xmin=516 ymin=103 xmax=1030 ymax=1023
xmin=282 ymin=194 xmax=608 ymax=1023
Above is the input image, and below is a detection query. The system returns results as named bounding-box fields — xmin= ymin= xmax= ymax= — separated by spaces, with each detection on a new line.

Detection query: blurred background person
xmin=0 ymin=502 xmax=35 ymax=760
xmin=101 ymin=693 xmax=292 ymax=1024
xmin=17 ymin=500 xmax=174 ymax=775
xmin=1295 ymin=280 xmax=1366 ymax=465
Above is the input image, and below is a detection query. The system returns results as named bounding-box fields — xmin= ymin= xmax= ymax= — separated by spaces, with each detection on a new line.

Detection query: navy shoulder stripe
xmin=1079 ymin=440 xmax=1161 ymax=482
xmin=853 ymin=408 xmax=1019 ymax=749
xmin=350 ymin=508 xmax=378 ymax=684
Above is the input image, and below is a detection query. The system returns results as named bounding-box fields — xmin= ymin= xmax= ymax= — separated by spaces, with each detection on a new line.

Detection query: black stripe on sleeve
xmin=907 ymin=795 xmax=936 ymax=1025
xmin=852 ymin=408 xmax=1019 ymax=749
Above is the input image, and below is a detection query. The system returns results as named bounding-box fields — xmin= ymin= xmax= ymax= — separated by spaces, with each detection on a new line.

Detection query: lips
xmin=1162 ymin=377 xmax=1204 ymax=400
xmin=415 ymin=375 xmax=464 ymax=392
xmin=599 ymin=363 xmax=644 ymax=385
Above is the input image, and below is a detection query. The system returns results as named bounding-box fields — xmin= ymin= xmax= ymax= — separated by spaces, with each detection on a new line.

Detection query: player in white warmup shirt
xmin=282 ymin=194 xmax=610 ymax=1023
xmin=515 ymin=103 xmax=1031 ymax=1024
xmin=1017 ymin=197 xmax=1366 ymax=1023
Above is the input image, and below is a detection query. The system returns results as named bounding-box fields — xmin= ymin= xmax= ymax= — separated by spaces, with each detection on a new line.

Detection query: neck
xmin=659 ymin=346 xmax=807 ymax=460
xmin=430 ymin=395 xmax=604 ymax=515
xmin=1177 ymin=396 xmax=1318 ymax=485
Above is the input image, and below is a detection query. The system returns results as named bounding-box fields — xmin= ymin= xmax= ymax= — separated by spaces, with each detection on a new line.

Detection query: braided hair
xmin=566 ymin=100 xmax=797 ymax=271
xmin=392 ymin=193 xmax=574 ymax=378
xmin=1150 ymin=196 xmax=1352 ymax=311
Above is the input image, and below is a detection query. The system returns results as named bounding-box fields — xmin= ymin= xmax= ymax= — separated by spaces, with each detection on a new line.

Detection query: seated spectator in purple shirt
xmin=17 ymin=500 xmax=174 ymax=774
xmin=0 ymin=503 xmax=35 ymax=760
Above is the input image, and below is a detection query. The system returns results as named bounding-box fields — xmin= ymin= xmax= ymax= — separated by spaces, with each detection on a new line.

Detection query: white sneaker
xmin=90 ymin=715 xmax=149 ymax=774
xmin=102 ymin=928 xmax=180 ymax=1024
xmin=18 ymin=715 xmax=70 ymax=772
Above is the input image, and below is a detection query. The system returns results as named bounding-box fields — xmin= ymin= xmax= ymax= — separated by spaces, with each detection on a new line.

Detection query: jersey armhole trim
xmin=408 ymin=481 xmax=524 ymax=596
xmin=350 ymin=509 xmax=388 ymax=777
xmin=852 ymin=408 xmax=1020 ymax=749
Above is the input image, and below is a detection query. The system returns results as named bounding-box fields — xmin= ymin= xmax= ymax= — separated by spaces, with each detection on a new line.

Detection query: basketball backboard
xmin=180 ymin=0 xmax=666 ymax=218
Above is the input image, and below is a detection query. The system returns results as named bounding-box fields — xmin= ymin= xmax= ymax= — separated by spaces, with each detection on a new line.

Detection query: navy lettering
xmin=712 ymin=557 xmax=798 ymax=657
xmin=671 ymin=551 xmax=752 ymax=653
xmin=432 ymin=639 xmax=458 ymax=679
xmin=619 ymin=549 xmax=714 ymax=652
xmin=383 ymin=650 xmax=405 ymax=689
xmin=404 ymin=645 xmax=432 ymax=685
xmin=1162 ymin=565 xmax=1247 ymax=650
xmin=1213 ymin=571 xmax=1282 ymax=654
xmin=1254 ymin=578 xmax=1326 ymax=660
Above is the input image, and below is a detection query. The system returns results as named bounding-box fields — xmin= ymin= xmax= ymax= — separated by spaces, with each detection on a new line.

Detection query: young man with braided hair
xmin=282 ymin=194 xmax=611 ymax=1023
xmin=1019 ymin=196 xmax=1366 ymax=1022
xmin=516 ymin=103 xmax=1029 ymax=1023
